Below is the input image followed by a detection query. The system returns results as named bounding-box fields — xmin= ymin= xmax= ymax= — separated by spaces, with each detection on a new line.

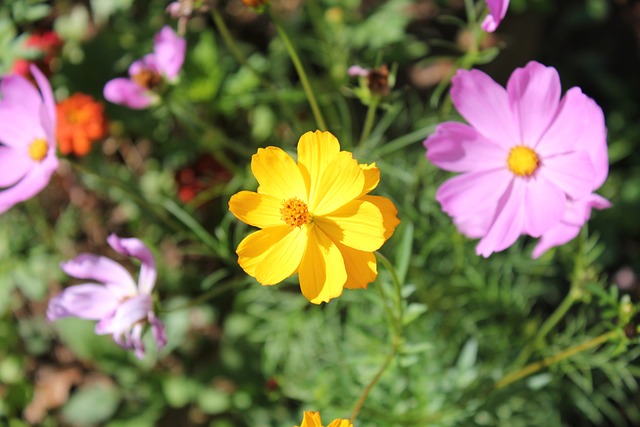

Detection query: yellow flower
xmin=294 ymin=411 xmax=353 ymax=427
xmin=229 ymin=130 xmax=399 ymax=304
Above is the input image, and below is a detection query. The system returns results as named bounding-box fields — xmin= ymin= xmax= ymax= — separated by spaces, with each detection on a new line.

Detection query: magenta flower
xmin=47 ymin=234 xmax=166 ymax=359
xmin=424 ymin=61 xmax=609 ymax=257
xmin=482 ymin=0 xmax=510 ymax=32
xmin=103 ymin=26 xmax=186 ymax=109
xmin=0 ymin=65 xmax=58 ymax=215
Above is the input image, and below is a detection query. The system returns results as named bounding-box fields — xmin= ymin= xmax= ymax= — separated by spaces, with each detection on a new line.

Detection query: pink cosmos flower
xmin=103 ymin=26 xmax=186 ymax=109
xmin=482 ymin=0 xmax=510 ymax=32
xmin=47 ymin=234 xmax=166 ymax=359
xmin=0 ymin=65 xmax=58 ymax=215
xmin=424 ymin=61 xmax=609 ymax=257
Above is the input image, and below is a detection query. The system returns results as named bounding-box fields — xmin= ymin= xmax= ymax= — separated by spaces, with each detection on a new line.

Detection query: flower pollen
xmin=132 ymin=68 xmax=163 ymax=90
xmin=28 ymin=138 xmax=48 ymax=161
xmin=280 ymin=197 xmax=310 ymax=227
xmin=507 ymin=145 xmax=539 ymax=177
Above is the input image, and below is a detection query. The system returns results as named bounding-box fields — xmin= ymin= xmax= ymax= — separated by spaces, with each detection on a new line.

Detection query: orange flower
xmin=56 ymin=93 xmax=108 ymax=156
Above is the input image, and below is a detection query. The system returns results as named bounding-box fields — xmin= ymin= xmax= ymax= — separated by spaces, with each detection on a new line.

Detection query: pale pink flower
xmin=0 ymin=65 xmax=58 ymax=215
xmin=47 ymin=235 xmax=166 ymax=359
xmin=103 ymin=26 xmax=186 ymax=109
xmin=482 ymin=0 xmax=510 ymax=32
xmin=424 ymin=61 xmax=609 ymax=257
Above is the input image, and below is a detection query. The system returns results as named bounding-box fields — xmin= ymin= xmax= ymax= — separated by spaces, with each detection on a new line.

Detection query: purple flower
xmin=0 ymin=65 xmax=58 ymax=215
xmin=48 ymin=234 xmax=166 ymax=359
xmin=103 ymin=26 xmax=186 ymax=109
xmin=482 ymin=0 xmax=510 ymax=32
xmin=424 ymin=61 xmax=609 ymax=257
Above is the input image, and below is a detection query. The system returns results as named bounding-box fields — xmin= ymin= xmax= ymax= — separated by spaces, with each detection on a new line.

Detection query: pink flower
xmin=0 ymin=65 xmax=58 ymax=215
xmin=424 ymin=61 xmax=609 ymax=257
xmin=47 ymin=234 xmax=166 ymax=359
xmin=482 ymin=0 xmax=510 ymax=32
xmin=103 ymin=26 xmax=186 ymax=109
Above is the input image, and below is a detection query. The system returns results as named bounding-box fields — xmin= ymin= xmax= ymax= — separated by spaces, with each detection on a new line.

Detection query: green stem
xmin=271 ymin=16 xmax=328 ymax=131
xmin=211 ymin=9 xmax=271 ymax=88
xmin=495 ymin=330 xmax=618 ymax=389
xmin=349 ymin=347 xmax=397 ymax=423
xmin=376 ymin=251 xmax=404 ymax=334
xmin=161 ymin=278 xmax=243 ymax=313
xmin=358 ymin=98 xmax=379 ymax=146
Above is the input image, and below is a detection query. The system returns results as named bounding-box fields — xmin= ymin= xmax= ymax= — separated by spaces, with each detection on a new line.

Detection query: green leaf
xmin=62 ymin=383 xmax=121 ymax=425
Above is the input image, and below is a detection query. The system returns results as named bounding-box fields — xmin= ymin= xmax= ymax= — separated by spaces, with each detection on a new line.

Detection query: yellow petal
xmin=317 ymin=199 xmax=387 ymax=252
xmin=296 ymin=411 xmax=323 ymax=427
xmin=252 ymin=146 xmax=307 ymax=201
xmin=311 ymin=151 xmax=365 ymax=215
xmin=229 ymin=191 xmax=283 ymax=228
xmin=327 ymin=420 xmax=353 ymax=427
xmin=237 ymin=225 xmax=307 ymax=285
xmin=297 ymin=130 xmax=341 ymax=203
xmin=361 ymin=195 xmax=400 ymax=240
xmin=298 ymin=225 xmax=347 ymax=304
xmin=336 ymin=243 xmax=378 ymax=289
xmin=360 ymin=162 xmax=380 ymax=195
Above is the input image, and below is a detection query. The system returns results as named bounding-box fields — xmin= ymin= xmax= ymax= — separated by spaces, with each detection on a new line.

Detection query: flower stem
xmin=358 ymin=98 xmax=379 ymax=146
xmin=161 ymin=278 xmax=245 ymax=313
xmin=271 ymin=16 xmax=328 ymax=131
xmin=349 ymin=346 xmax=397 ymax=423
xmin=495 ymin=330 xmax=619 ymax=389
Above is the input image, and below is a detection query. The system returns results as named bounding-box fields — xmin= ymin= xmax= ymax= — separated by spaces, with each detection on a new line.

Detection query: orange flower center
xmin=280 ymin=197 xmax=311 ymax=227
xmin=507 ymin=145 xmax=539 ymax=177
xmin=28 ymin=138 xmax=48 ymax=161
xmin=131 ymin=69 xmax=163 ymax=90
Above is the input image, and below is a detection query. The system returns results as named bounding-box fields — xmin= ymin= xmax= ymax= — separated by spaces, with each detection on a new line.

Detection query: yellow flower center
xmin=28 ymin=138 xmax=48 ymax=162
xmin=507 ymin=145 xmax=539 ymax=177
xmin=280 ymin=197 xmax=311 ymax=227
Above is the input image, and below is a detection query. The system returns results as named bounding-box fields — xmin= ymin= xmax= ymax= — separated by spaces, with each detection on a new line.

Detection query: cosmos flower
xmin=482 ymin=0 xmax=510 ymax=32
xmin=47 ymin=234 xmax=166 ymax=359
xmin=294 ymin=411 xmax=353 ymax=427
xmin=0 ymin=65 xmax=58 ymax=215
xmin=424 ymin=61 xmax=608 ymax=257
xmin=56 ymin=93 xmax=108 ymax=156
xmin=229 ymin=130 xmax=399 ymax=304
xmin=103 ymin=26 xmax=186 ymax=109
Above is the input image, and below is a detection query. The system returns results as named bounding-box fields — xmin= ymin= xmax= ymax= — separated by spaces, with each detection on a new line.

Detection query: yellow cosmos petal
xmin=336 ymin=243 xmax=378 ymax=289
xmin=317 ymin=199 xmax=387 ymax=252
xmin=237 ymin=225 xmax=307 ymax=285
xmin=299 ymin=225 xmax=347 ymax=304
xmin=360 ymin=162 xmax=380 ymax=196
xmin=297 ymin=130 xmax=341 ymax=202
xmin=361 ymin=195 xmax=400 ymax=240
xmin=295 ymin=411 xmax=323 ymax=427
xmin=252 ymin=146 xmax=307 ymax=201
xmin=327 ymin=420 xmax=354 ymax=427
xmin=229 ymin=191 xmax=283 ymax=228
xmin=311 ymin=151 xmax=365 ymax=215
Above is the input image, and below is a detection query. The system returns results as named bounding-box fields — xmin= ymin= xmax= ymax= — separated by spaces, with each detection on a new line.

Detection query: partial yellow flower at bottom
xmin=229 ymin=130 xmax=399 ymax=304
xmin=294 ymin=411 xmax=353 ymax=427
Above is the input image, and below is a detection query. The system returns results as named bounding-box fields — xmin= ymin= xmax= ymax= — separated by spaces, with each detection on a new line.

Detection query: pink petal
xmin=60 ymin=253 xmax=138 ymax=297
xmin=107 ymin=234 xmax=157 ymax=295
xmin=506 ymin=62 xmax=561 ymax=146
xmin=436 ymin=168 xmax=512 ymax=219
xmin=481 ymin=0 xmax=510 ymax=32
xmin=0 ymin=146 xmax=32 ymax=187
xmin=0 ymin=155 xmax=57 ymax=215
xmin=535 ymin=87 xmax=589 ymax=156
xmin=580 ymin=97 xmax=608 ymax=189
xmin=153 ymin=26 xmax=186 ymax=81
xmin=149 ymin=312 xmax=167 ymax=351
xmin=31 ymin=65 xmax=56 ymax=136
xmin=476 ymin=179 xmax=526 ymax=257
xmin=95 ymin=295 xmax=152 ymax=335
xmin=47 ymin=284 xmax=120 ymax=321
xmin=522 ymin=174 xmax=566 ymax=237
xmin=451 ymin=69 xmax=519 ymax=148
xmin=452 ymin=207 xmax=494 ymax=238
xmin=540 ymin=151 xmax=595 ymax=199
xmin=425 ymin=122 xmax=507 ymax=173
xmin=129 ymin=55 xmax=159 ymax=76
xmin=531 ymin=222 xmax=580 ymax=259
xmin=103 ymin=78 xmax=154 ymax=109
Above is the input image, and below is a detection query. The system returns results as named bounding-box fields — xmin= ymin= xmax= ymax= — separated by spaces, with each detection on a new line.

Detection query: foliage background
xmin=1 ymin=0 xmax=640 ymax=426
